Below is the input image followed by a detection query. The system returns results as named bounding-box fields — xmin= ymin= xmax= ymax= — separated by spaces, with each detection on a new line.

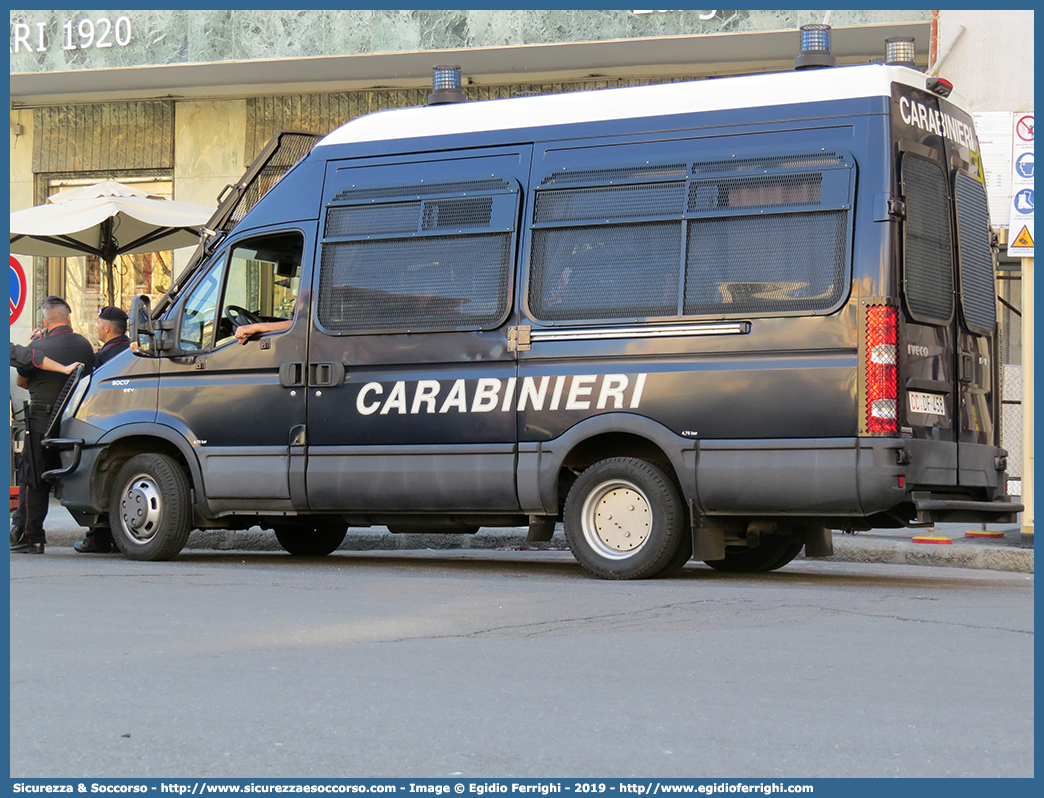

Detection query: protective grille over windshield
xmin=217 ymin=132 xmax=321 ymax=232
xmin=954 ymin=173 xmax=997 ymax=335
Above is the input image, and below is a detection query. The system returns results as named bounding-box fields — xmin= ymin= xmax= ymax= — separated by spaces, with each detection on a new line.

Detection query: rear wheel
xmin=273 ymin=523 xmax=348 ymax=556
xmin=564 ymin=457 xmax=689 ymax=580
xmin=109 ymin=453 xmax=192 ymax=561
xmin=704 ymin=528 xmax=803 ymax=573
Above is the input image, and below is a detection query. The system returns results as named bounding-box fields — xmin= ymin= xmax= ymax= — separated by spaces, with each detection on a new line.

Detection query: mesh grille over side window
xmin=902 ymin=155 xmax=955 ymax=325
xmin=685 ymin=212 xmax=847 ymax=315
xmin=530 ymin=223 xmax=682 ymax=321
xmin=319 ymin=180 xmax=518 ymax=334
xmin=953 ymin=172 xmax=997 ymax=335
xmin=528 ymin=150 xmax=853 ymax=324
xmin=318 ymin=234 xmax=511 ymax=333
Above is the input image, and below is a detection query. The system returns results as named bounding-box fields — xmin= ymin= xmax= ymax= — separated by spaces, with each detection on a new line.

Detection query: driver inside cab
xmin=234 ymin=316 xmax=291 ymax=343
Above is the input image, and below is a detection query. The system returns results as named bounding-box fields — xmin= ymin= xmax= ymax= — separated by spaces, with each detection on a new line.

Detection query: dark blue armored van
xmin=48 ymin=47 xmax=1021 ymax=578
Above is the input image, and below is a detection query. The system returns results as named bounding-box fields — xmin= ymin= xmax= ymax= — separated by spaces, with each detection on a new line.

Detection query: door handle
xmin=959 ymin=353 xmax=974 ymax=383
xmin=279 ymin=361 xmax=304 ymax=387
xmin=308 ymin=361 xmax=345 ymax=388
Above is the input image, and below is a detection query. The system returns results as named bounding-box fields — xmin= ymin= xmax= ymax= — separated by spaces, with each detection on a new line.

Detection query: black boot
xmin=74 ymin=532 xmax=113 ymax=554
xmin=11 ymin=540 xmax=44 ymax=554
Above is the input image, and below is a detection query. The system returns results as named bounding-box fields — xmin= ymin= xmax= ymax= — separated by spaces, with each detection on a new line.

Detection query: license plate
xmin=908 ymin=391 xmax=946 ymax=416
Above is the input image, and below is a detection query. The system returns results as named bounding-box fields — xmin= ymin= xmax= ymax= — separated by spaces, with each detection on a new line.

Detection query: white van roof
xmin=316 ymin=64 xmax=959 ymax=149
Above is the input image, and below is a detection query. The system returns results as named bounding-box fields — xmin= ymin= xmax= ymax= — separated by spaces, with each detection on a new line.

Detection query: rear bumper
xmin=911 ymin=493 xmax=1023 ymax=524
xmin=695 ymin=437 xmax=1017 ymax=526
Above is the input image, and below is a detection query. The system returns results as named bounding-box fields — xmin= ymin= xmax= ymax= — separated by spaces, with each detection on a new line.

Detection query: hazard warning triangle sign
xmin=1012 ymin=226 xmax=1034 ymax=248
xmin=1008 ymin=220 xmax=1034 ymax=257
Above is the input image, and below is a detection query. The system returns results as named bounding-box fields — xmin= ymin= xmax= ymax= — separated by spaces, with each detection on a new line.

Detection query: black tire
xmin=386 ymin=524 xmax=480 ymax=535
xmin=274 ymin=523 xmax=347 ymax=556
xmin=109 ymin=453 xmax=192 ymax=561
xmin=563 ymin=457 xmax=688 ymax=580
xmin=704 ymin=533 xmax=803 ymax=573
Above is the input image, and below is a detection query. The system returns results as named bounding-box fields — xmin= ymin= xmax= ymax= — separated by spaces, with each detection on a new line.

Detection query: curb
xmin=41 ymin=523 xmax=1034 ymax=574
xmin=818 ymin=535 xmax=1034 ymax=574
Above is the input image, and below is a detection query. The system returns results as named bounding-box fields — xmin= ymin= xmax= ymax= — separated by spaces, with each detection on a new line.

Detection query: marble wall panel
xmin=325 ymin=10 xmax=375 ymax=61
xmin=370 ymin=10 xmax=421 ymax=54
xmin=10 ymin=10 xmax=932 ymax=73
xmin=465 ymin=9 xmax=524 ymax=49
xmin=418 ymin=9 xmax=470 ymax=51
xmin=175 ymin=100 xmax=246 ymax=183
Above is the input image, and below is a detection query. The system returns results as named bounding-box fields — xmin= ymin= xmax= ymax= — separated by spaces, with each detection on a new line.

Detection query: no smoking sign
xmin=1016 ymin=114 xmax=1033 ymax=142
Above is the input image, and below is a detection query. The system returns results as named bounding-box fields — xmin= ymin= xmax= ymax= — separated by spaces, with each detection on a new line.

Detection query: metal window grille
xmin=954 ymin=172 xmax=997 ymax=334
xmin=902 ymin=155 xmax=955 ymax=324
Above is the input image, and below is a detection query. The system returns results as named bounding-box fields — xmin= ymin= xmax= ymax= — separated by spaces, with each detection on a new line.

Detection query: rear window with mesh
xmin=318 ymin=183 xmax=518 ymax=334
xmin=953 ymin=172 xmax=996 ymax=335
xmin=528 ymin=152 xmax=854 ymax=323
xmin=901 ymin=155 xmax=955 ymax=325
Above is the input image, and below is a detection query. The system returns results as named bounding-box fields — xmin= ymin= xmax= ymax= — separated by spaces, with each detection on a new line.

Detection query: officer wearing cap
xmin=11 ymin=296 xmax=95 ymax=554
xmin=70 ymin=305 xmax=132 ymax=554
xmin=95 ymin=305 xmax=131 ymax=367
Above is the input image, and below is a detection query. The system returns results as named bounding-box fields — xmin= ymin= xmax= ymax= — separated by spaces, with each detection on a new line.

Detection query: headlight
xmin=62 ymin=373 xmax=92 ymax=425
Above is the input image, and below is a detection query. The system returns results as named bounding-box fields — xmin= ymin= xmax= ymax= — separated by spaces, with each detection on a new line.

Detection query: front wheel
xmin=109 ymin=453 xmax=192 ymax=561
xmin=274 ymin=523 xmax=348 ymax=556
xmin=564 ymin=458 xmax=690 ymax=580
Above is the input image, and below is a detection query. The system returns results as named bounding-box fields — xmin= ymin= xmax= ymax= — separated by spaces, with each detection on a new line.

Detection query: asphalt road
xmin=9 ymin=549 xmax=1034 ymax=779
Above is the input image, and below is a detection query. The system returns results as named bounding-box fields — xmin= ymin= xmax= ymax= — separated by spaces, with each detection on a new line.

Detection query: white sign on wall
xmin=973 ymin=111 xmax=1014 ymax=226
xmin=1008 ymin=114 xmax=1033 ymax=258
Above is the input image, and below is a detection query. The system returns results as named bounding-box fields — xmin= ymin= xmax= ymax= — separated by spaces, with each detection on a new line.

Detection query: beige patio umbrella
xmin=10 ymin=179 xmax=214 ymax=307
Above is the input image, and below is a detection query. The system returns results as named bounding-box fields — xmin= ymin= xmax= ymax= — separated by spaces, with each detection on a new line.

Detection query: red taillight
xmin=866 ymin=305 xmax=898 ymax=434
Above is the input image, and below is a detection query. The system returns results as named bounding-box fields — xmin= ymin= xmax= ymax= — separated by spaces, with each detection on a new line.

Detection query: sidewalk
xmin=35 ymin=498 xmax=1033 ymax=573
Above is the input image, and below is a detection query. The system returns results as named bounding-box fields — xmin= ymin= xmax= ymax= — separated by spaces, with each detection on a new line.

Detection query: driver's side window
xmin=177 ymin=232 xmax=304 ymax=352
xmin=215 ymin=232 xmax=304 ymax=346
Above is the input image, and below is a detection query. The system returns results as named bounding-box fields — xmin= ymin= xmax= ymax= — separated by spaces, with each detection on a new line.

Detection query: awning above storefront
xmin=11 ymin=22 xmax=931 ymax=106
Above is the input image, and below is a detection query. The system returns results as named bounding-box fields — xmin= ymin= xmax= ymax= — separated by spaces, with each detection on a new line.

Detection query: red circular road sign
xmin=10 ymin=255 xmax=28 ymax=325
xmin=1016 ymin=115 xmax=1034 ymax=142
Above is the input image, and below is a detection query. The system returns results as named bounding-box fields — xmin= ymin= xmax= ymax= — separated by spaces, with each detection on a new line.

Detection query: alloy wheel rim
xmin=580 ymin=479 xmax=652 ymax=559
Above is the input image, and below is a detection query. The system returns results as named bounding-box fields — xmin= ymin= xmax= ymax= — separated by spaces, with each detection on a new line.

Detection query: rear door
xmin=892 ymin=84 xmax=999 ymax=487
xmin=896 ymin=148 xmax=959 ymax=484
xmin=950 ymin=152 xmax=1000 ymax=487
xmin=304 ymin=148 xmax=531 ymax=512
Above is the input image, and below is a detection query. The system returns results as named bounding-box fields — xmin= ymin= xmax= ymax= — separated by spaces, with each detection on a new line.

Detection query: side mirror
xmin=128 ymin=295 xmax=156 ymax=357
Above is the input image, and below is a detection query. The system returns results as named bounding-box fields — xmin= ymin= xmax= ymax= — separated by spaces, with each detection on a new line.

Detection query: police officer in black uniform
xmin=11 ymin=296 xmax=95 ymax=554
xmin=94 ymin=305 xmax=131 ymax=366
xmin=71 ymin=305 xmax=131 ymax=553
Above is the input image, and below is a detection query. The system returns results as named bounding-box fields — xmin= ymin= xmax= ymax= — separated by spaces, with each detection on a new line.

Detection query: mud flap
xmin=803 ymin=525 xmax=834 ymax=558
xmin=693 ymin=521 xmax=727 ymax=562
